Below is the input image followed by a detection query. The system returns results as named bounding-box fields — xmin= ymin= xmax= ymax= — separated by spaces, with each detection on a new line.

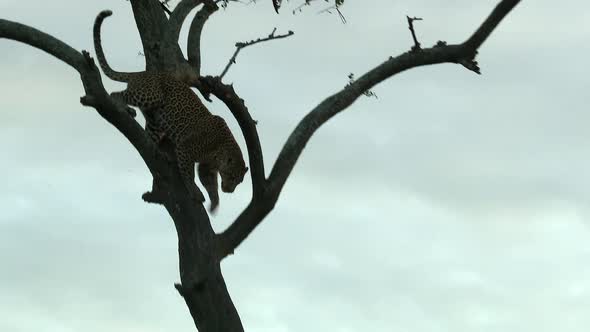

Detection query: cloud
xmin=2 ymin=0 xmax=590 ymax=331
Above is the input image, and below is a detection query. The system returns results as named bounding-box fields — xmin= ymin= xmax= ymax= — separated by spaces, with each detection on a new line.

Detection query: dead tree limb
xmin=219 ymin=28 xmax=294 ymax=79
xmin=187 ymin=0 xmax=219 ymax=74
xmin=199 ymin=76 xmax=267 ymax=199
xmin=217 ymin=0 xmax=522 ymax=258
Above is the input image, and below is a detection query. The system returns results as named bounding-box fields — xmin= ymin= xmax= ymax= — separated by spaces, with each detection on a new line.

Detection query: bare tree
xmin=0 ymin=0 xmax=522 ymax=331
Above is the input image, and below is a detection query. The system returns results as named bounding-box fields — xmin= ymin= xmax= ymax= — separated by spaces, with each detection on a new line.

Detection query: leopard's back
xmin=152 ymin=76 xmax=212 ymax=144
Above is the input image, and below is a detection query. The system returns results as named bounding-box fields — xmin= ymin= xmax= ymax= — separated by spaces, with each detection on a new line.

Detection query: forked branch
xmin=218 ymin=0 xmax=522 ymax=258
xmin=166 ymin=0 xmax=218 ymax=75
xmin=169 ymin=0 xmax=203 ymax=42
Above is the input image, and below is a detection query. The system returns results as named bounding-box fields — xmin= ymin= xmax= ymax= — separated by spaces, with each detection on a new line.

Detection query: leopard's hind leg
xmin=176 ymin=146 xmax=205 ymax=204
xmin=110 ymin=74 xmax=165 ymax=110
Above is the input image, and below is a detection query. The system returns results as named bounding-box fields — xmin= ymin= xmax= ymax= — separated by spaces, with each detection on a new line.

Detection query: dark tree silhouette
xmin=0 ymin=0 xmax=522 ymax=331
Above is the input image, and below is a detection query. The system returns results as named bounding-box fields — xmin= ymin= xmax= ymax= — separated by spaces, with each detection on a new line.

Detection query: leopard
xmin=93 ymin=9 xmax=248 ymax=212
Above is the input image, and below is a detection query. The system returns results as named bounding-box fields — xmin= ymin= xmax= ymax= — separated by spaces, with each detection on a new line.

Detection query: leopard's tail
xmin=93 ymin=10 xmax=138 ymax=82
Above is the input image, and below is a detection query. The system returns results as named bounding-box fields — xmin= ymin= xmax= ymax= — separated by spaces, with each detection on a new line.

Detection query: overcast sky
xmin=1 ymin=0 xmax=590 ymax=331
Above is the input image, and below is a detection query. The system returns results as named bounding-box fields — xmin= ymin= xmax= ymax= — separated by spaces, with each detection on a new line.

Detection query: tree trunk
xmin=128 ymin=1 xmax=245 ymax=330
xmin=168 ymin=201 xmax=244 ymax=331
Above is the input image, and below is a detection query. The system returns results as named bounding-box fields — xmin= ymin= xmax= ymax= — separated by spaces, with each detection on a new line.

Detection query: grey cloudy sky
xmin=1 ymin=0 xmax=590 ymax=331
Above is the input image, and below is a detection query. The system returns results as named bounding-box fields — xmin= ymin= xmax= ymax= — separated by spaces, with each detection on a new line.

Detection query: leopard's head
xmin=218 ymin=153 xmax=248 ymax=193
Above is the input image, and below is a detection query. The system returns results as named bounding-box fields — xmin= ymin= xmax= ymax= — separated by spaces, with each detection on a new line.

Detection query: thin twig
xmin=292 ymin=0 xmax=318 ymax=14
xmin=406 ymin=15 xmax=423 ymax=51
xmin=317 ymin=5 xmax=347 ymax=23
xmin=219 ymin=28 xmax=294 ymax=79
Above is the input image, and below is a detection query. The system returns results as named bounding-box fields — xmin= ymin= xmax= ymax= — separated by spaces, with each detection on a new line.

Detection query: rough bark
xmin=0 ymin=0 xmax=522 ymax=331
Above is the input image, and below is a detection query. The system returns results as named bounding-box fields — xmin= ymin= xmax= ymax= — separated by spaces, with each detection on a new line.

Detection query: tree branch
xmin=187 ymin=0 xmax=219 ymax=73
xmin=168 ymin=0 xmax=205 ymax=43
xmin=464 ymin=0 xmax=521 ymax=50
xmin=198 ymin=76 xmax=266 ymax=199
xmin=0 ymin=19 xmax=86 ymax=70
xmin=219 ymin=28 xmax=294 ymax=79
xmin=0 ymin=19 xmax=159 ymax=170
xmin=406 ymin=16 xmax=422 ymax=51
xmin=217 ymin=0 xmax=522 ymax=258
